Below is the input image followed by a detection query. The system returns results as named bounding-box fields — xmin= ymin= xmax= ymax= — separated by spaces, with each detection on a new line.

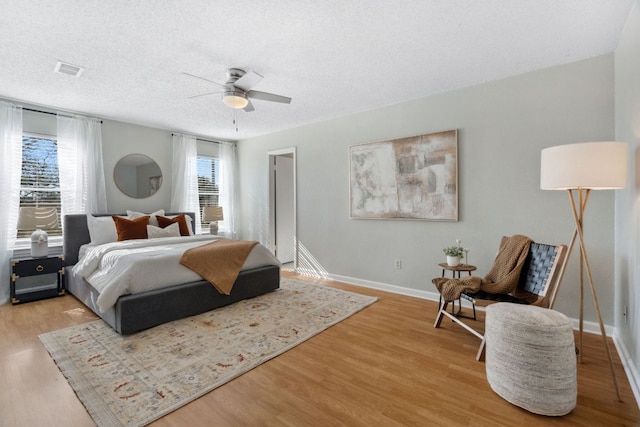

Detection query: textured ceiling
xmin=0 ymin=1 xmax=634 ymax=141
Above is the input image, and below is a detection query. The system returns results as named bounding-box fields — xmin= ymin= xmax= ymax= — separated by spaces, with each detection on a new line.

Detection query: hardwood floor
xmin=1 ymin=271 xmax=638 ymax=426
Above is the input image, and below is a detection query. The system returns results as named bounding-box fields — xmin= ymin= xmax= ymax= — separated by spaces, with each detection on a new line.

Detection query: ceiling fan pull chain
xmin=233 ymin=111 xmax=239 ymax=132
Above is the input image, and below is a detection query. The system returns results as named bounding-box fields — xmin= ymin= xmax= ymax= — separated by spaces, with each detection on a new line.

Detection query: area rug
xmin=39 ymin=277 xmax=377 ymax=427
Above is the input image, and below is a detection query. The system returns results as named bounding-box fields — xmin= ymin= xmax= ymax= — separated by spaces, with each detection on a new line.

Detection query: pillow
xmin=87 ymin=214 xmax=118 ymax=245
xmin=112 ymin=215 xmax=150 ymax=241
xmin=166 ymin=213 xmax=194 ymax=235
xmin=127 ymin=209 xmax=165 ymax=227
xmin=147 ymin=222 xmax=180 ymax=239
xmin=157 ymin=214 xmax=191 ymax=236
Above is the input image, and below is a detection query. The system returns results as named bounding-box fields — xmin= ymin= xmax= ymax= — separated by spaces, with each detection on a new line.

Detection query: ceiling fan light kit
xmin=222 ymin=90 xmax=249 ymax=109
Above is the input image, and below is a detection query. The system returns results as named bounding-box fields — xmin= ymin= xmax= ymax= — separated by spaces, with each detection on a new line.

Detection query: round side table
xmin=438 ymin=263 xmax=477 ymax=278
xmin=436 ymin=263 xmax=477 ymax=319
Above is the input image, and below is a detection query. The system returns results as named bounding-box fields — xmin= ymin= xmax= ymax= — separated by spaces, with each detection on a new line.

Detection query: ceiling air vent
xmin=54 ymin=61 xmax=84 ymax=77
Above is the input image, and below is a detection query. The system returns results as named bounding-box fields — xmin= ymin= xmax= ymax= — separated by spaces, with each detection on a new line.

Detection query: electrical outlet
xmin=623 ymin=305 xmax=628 ymax=324
xmin=395 ymin=259 xmax=402 ymax=269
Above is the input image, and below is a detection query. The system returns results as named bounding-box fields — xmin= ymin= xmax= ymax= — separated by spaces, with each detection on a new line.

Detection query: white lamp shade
xmin=17 ymin=207 xmax=59 ymax=230
xmin=540 ymin=141 xmax=628 ymax=190
xmin=202 ymin=206 xmax=224 ymax=222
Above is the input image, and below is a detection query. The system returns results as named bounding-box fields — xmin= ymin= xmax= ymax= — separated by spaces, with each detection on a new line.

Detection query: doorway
xmin=268 ymin=148 xmax=296 ymax=267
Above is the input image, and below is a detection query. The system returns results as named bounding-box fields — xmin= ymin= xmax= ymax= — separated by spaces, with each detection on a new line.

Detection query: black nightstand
xmin=10 ymin=255 xmax=65 ymax=304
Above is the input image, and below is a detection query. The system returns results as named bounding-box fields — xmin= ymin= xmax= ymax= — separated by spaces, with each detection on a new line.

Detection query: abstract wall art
xmin=349 ymin=129 xmax=458 ymax=221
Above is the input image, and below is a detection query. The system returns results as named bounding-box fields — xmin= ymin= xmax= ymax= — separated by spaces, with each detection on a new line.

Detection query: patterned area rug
xmin=39 ymin=277 xmax=377 ymax=426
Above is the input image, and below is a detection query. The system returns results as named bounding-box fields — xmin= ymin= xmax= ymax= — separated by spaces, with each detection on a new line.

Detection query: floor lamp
xmin=541 ymin=141 xmax=627 ymax=402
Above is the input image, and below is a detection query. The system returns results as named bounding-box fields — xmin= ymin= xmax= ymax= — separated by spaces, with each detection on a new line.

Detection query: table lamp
xmin=202 ymin=206 xmax=224 ymax=235
xmin=17 ymin=206 xmax=59 ymax=257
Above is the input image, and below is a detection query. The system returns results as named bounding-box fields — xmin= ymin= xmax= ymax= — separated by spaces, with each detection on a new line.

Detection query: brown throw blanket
xmin=433 ymin=235 xmax=533 ymax=302
xmin=180 ymin=239 xmax=259 ymax=295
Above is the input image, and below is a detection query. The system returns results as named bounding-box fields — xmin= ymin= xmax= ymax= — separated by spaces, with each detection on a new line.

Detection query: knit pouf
xmin=485 ymin=303 xmax=576 ymax=416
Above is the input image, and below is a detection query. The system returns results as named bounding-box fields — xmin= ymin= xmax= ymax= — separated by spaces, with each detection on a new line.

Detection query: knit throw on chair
xmin=433 ymin=235 xmax=533 ymax=302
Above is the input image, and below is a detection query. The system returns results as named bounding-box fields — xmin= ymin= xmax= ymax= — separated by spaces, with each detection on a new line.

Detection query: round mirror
xmin=114 ymin=154 xmax=162 ymax=198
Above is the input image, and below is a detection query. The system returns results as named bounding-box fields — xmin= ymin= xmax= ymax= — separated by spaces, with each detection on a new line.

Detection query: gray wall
xmin=615 ymin=0 xmax=640 ymax=398
xmin=238 ymin=54 xmax=616 ymax=326
xmin=101 ymin=119 xmax=172 ymax=212
xmin=101 ymin=122 xmax=220 ymax=212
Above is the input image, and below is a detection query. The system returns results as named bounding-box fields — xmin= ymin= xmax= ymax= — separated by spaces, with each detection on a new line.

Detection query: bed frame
xmin=63 ymin=212 xmax=280 ymax=334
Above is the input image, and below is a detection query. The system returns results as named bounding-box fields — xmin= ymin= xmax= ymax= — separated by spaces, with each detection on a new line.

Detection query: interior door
xmin=274 ymin=154 xmax=294 ymax=263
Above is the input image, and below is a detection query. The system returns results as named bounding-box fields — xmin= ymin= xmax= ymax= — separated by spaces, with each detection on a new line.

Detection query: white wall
xmin=238 ymin=55 xmax=616 ymax=325
xmin=615 ymin=0 xmax=640 ymax=400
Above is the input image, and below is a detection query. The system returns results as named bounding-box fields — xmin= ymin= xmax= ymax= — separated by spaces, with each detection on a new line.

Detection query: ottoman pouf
xmin=485 ymin=303 xmax=576 ymax=416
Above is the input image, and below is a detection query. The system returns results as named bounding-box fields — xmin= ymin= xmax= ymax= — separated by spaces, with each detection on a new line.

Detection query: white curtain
xmin=170 ymin=134 xmax=201 ymax=232
xmin=0 ymin=102 xmax=23 ymax=305
xmin=57 ymin=115 xmax=107 ymax=216
xmin=219 ymin=142 xmax=238 ymax=238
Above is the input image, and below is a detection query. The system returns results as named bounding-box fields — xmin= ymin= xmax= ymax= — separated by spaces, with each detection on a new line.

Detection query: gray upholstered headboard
xmin=62 ymin=212 xmax=196 ymax=266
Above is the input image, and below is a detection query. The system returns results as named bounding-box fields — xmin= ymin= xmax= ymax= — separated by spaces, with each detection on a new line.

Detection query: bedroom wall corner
xmin=614 ymin=0 xmax=640 ymax=405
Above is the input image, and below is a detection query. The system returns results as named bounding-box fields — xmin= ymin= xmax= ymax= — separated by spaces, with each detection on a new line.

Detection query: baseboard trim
xmin=571 ymin=318 xmax=614 ymax=336
xmin=328 ymin=272 xmax=620 ymax=333
xmin=613 ymin=334 xmax=640 ymax=407
xmin=322 ymin=271 xmax=639 ymax=408
xmin=328 ymin=273 xmax=442 ymax=302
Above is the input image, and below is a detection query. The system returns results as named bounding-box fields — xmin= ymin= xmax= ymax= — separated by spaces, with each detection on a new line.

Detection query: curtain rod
xmin=171 ymin=133 xmax=234 ymax=146
xmin=23 ymin=107 xmax=103 ymax=123
xmin=24 ymin=108 xmax=228 ymax=143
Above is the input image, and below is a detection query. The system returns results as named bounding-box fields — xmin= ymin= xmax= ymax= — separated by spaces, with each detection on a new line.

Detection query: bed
xmin=63 ymin=212 xmax=281 ymax=334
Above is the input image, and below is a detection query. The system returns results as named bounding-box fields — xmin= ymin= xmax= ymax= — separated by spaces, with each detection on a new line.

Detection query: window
xmin=18 ymin=134 xmax=62 ymax=239
xmin=197 ymin=155 xmax=220 ymax=226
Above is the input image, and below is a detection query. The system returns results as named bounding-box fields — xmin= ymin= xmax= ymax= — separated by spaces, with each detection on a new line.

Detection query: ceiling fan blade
xmin=234 ymin=70 xmax=263 ymax=91
xmin=187 ymin=91 xmax=223 ymax=99
xmin=243 ymin=99 xmax=255 ymax=112
xmin=181 ymin=72 xmax=225 ymax=88
xmin=247 ymin=90 xmax=291 ymax=104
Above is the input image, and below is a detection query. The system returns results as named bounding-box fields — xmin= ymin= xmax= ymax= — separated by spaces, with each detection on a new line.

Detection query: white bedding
xmin=72 ymin=236 xmax=280 ymax=313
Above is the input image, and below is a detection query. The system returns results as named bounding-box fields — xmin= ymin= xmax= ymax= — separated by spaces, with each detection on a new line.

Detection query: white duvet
xmin=72 ymin=236 xmax=280 ymax=313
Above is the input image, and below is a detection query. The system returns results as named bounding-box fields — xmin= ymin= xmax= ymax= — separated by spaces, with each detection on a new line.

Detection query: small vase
xmin=446 ymin=255 xmax=460 ymax=267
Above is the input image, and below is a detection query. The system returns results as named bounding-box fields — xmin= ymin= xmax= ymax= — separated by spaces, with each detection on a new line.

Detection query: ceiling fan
xmin=182 ymin=68 xmax=292 ymax=112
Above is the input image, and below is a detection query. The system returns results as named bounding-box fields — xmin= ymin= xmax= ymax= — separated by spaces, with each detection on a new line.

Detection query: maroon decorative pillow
xmin=157 ymin=214 xmax=190 ymax=236
xmin=112 ymin=215 xmax=150 ymax=241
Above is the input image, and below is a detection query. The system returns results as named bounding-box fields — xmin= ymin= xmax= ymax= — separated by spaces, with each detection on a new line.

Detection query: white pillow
xmin=86 ymin=214 xmax=118 ymax=245
xmin=127 ymin=209 xmax=165 ymax=227
xmin=166 ymin=214 xmax=194 ymax=235
xmin=147 ymin=222 xmax=180 ymax=239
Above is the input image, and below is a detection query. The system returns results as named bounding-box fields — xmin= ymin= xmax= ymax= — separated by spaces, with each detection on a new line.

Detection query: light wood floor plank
xmin=0 ymin=272 xmax=638 ymax=426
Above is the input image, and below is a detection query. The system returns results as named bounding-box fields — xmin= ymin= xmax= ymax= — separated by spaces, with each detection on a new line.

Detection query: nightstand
xmin=10 ymin=255 xmax=65 ymax=304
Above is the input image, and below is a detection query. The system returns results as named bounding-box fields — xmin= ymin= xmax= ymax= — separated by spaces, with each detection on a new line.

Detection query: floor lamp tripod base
xmin=554 ymin=188 xmax=622 ymax=402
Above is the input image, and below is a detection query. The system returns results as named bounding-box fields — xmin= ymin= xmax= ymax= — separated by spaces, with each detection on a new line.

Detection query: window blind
xmin=197 ymin=155 xmax=220 ymax=223
xmin=19 ymin=135 xmax=62 ymax=238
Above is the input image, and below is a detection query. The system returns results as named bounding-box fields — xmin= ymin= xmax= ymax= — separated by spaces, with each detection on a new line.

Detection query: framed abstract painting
xmin=349 ymin=129 xmax=458 ymax=221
